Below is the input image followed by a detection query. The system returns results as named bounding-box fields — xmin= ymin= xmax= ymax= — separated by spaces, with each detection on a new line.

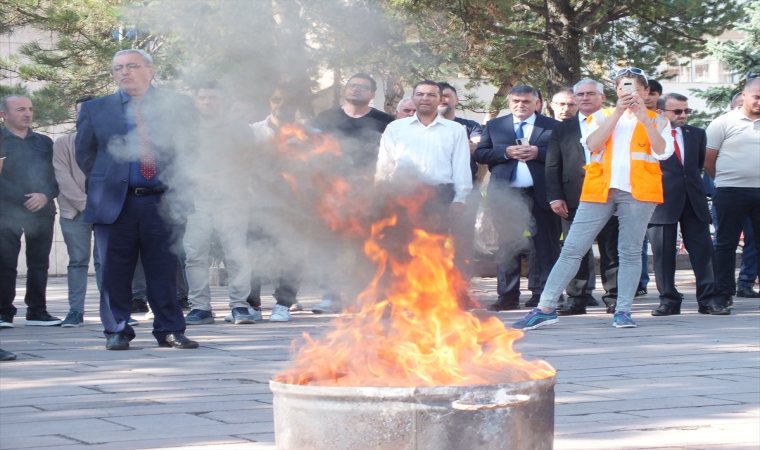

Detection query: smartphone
xmin=622 ymin=81 xmax=635 ymax=94
xmin=516 ymin=138 xmax=529 ymax=145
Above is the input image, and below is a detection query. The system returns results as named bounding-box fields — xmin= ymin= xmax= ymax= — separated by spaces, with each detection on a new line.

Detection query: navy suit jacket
xmin=76 ymin=88 xmax=199 ymax=224
xmin=545 ymin=115 xmax=585 ymax=209
xmin=474 ymin=113 xmax=558 ymax=210
xmin=649 ymin=125 xmax=711 ymax=225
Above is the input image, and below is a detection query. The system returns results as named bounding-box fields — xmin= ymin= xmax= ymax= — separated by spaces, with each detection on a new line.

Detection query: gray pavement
xmin=1 ymin=273 xmax=758 ymax=450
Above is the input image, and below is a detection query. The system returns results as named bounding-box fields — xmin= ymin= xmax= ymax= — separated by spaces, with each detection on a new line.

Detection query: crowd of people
xmin=0 ymin=48 xmax=758 ymax=360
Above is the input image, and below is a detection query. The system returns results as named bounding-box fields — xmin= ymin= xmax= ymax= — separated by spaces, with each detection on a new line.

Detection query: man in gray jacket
xmin=53 ymin=95 xmax=102 ymax=327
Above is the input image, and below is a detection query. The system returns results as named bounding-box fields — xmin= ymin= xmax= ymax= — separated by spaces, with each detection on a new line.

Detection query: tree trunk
xmin=383 ymin=71 xmax=404 ymax=116
xmin=542 ymin=0 xmax=583 ymax=98
xmin=332 ymin=66 xmax=342 ymax=108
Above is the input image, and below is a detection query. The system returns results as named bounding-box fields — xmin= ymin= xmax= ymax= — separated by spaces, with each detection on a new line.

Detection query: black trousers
xmin=0 ymin=214 xmax=55 ymax=317
xmin=713 ymin=187 xmax=760 ymax=296
xmin=648 ymin=196 xmax=720 ymax=307
xmin=489 ymin=184 xmax=561 ymax=301
xmin=563 ymin=209 xmax=619 ymax=302
xmin=95 ymin=193 xmax=187 ymax=343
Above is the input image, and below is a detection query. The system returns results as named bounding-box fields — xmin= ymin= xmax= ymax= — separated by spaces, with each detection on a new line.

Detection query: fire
xmin=272 ymin=124 xmax=555 ymax=387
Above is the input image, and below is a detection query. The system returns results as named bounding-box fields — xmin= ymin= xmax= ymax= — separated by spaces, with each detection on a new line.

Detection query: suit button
xmin=123 ymin=180 xmax=128 ymax=182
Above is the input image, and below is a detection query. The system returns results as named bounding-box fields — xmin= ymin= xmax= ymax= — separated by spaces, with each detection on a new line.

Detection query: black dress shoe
xmin=487 ymin=302 xmax=520 ymax=312
xmin=557 ymin=305 xmax=586 ymax=316
xmin=525 ymin=295 xmax=541 ymax=308
xmin=160 ymin=332 xmax=199 ymax=349
xmin=178 ymin=297 xmax=191 ymax=311
xmin=736 ymin=286 xmax=760 ymax=298
xmin=0 ymin=349 xmax=17 ymax=361
xmin=106 ymin=334 xmax=130 ymax=350
xmin=132 ymin=299 xmax=149 ymax=313
xmin=698 ymin=304 xmax=731 ymax=315
xmin=585 ymin=295 xmax=600 ymax=307
xmin=651 ymin=304 xmax=680 ymax=316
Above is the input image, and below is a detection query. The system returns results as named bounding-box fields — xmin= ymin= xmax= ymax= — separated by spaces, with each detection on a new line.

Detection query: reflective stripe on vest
xmin=580 ymin=108 xmax=666 ymax=204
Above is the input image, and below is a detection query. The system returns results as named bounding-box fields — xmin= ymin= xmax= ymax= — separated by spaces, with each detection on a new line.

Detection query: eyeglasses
xmin=346 ymin=83 xmax=371 ymax=91
xmin=575 ymin=92 xmax=599 ymax=98
xmin=662 ymin=108 xmax=693 ymax=115
xmin=112 ymin=63 xmax=147 ymax=73
xmin=552 ymin=102 xmax=577 ymax=107
xmin=616 ymin=68 xmax=648 ymax=82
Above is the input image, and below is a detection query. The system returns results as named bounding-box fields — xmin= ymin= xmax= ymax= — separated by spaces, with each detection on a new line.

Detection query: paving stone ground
xmin=1 ymin=272 xmax=758 ymax=450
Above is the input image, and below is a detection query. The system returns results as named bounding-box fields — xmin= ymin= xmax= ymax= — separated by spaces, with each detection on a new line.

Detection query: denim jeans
xmin=539 ymin=189 xmax=657 ymax=313
xmin=60 ymin=212 xmax=102 ymax=313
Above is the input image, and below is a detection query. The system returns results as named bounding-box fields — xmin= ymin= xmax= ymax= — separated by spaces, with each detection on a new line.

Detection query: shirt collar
xmin=120 ymin=85 xmax=155 ymax=103
xmin=1 ymin=126 xmax=34 ymax=140
xmin=673 ymin=126 xmax=682 ymax=136
xmin=514 ymin=113 xmax=536 ymax=126
xmin=410 ymin=113 xmax=445 ymax=127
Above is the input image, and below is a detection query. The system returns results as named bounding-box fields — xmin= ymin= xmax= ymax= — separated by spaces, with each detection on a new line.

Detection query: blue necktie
xmin=515 ymin=121 xmax=525 ymax=140
xmin=511 ymin=122 xmax=526 ymax=181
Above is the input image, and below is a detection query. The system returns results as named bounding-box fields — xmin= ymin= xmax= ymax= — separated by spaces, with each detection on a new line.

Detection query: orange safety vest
xmin=580 ymin=108 xmax=669 ymax=204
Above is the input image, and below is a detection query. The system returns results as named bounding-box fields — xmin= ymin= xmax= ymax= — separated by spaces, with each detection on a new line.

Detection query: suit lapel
xmin=529 ymin=115 xmax=545 ymax=144
xmin=504 ymin=114 xmax=516 ymax=144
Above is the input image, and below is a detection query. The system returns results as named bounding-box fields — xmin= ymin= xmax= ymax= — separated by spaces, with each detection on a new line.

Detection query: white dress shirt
xmin=578 ymin=112 xmax=591 ymax=165
xmin=582 ymin=113 xmax=675 ymax=194
xmin=376 ymin=113 xmax=473 ymax=203
xmin=509 ymin=113 xmax=536 ymax=188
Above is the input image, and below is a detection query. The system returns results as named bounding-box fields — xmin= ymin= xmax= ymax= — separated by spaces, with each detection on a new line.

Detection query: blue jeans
xmin=60 ymin=212 xmax=101 ymax=313
xmin=539 ymin=189 xmax=657 ymax=313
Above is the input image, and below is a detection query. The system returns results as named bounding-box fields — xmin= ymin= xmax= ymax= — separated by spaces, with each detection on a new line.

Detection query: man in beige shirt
xmin=53 ymin=95 xmax=102 ymax=327
xmin=705 ymin=77 xmax=760 ymax=305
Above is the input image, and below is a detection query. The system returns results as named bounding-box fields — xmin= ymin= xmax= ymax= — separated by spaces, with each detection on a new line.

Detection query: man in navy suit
xmin=647 ymin=93 xmax=729 ymax=316
xmin=474 ymin=85 xmax=560 ymax=310
xmin=76 ymin=49 xmax=201 ymax=350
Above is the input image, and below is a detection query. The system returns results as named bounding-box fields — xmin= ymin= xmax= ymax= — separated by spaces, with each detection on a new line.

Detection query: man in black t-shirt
xmin=310 ymin=73 xmax=393 ymax=314
xmin=313 ymin=73 xmax=394 ymax=173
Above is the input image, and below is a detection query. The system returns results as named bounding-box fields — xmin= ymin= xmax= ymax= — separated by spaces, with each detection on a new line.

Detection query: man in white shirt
xmin=545 ymin=80 xmax=620 ymax=315
xmin=376 ymin=80 xmax=472 ymax=226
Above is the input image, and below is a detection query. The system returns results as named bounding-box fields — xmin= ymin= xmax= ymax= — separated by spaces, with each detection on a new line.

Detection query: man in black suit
xmin=648 ymin=93 xmax=729 ymax=316
xmin=545 ymin=80 xmax=620 ymax=315
xmin=76 ymin=49 xmax=201 ymax=350
xmin=474 ymin=85 xmax=560 ymax=310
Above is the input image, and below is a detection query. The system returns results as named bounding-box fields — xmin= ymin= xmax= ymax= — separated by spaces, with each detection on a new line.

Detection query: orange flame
xmin=272 ymin=124 xmax=555 ymax=387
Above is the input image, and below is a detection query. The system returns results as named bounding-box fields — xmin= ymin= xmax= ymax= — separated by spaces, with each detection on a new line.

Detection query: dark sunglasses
xmin=616 ymin=68 xmax=648 ymax=83
xmin=662 ymin=108 xmax=693 ymax=115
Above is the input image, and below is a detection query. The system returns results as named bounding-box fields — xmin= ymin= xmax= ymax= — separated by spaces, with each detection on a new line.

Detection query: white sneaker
xmin=249 ymin=307 xmax=263 ymax=322
xmin=270 ymin=304 xmax=291 ymax=322
xmin=224 ymin=314 xmax=233 ymax=322
xmin=145 ymin=311 xmax=154 ymax=320
xmin=312 ymin=299 xmax=342 ymax=314
xmin=289 ymin=302 xmax=304 ymax=312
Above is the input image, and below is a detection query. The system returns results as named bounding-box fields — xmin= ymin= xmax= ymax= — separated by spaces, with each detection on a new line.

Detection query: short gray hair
xmin=507 ymin=85 xmax=539 ymax=100
xmin=573 ymin=78 xmax=604 ymax=95
xmin=112 ymin=49 xmax=154 ymax=67
xmin=396 ymin=97 xmax=413 ymax=113
xmin=0 ymin=95 xmax=30 ymax=114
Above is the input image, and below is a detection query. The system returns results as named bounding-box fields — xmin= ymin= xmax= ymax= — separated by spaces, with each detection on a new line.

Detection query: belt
xmin=128 ymin=186 xmax=165 ymax=196
xmin=515 ymin=186 xmax=534 ymax=194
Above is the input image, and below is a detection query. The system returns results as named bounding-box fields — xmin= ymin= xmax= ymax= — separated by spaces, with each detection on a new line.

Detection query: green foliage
xmin=691 ymin=0 xmax=760 ymax=117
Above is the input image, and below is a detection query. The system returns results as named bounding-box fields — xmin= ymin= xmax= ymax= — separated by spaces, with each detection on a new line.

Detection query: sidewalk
xmin=1 ymin=273 xmax=758 ymax=450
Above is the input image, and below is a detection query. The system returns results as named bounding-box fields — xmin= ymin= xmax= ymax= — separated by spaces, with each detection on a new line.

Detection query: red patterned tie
xmin=134 ymin=99 xmax=156 ymax=180
xmin=671 ymin=129 xmax=682 ymax=165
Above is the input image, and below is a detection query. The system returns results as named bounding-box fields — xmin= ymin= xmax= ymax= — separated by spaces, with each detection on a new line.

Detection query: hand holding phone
xmin=516 ymin=138 xmax=529 ymax=146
